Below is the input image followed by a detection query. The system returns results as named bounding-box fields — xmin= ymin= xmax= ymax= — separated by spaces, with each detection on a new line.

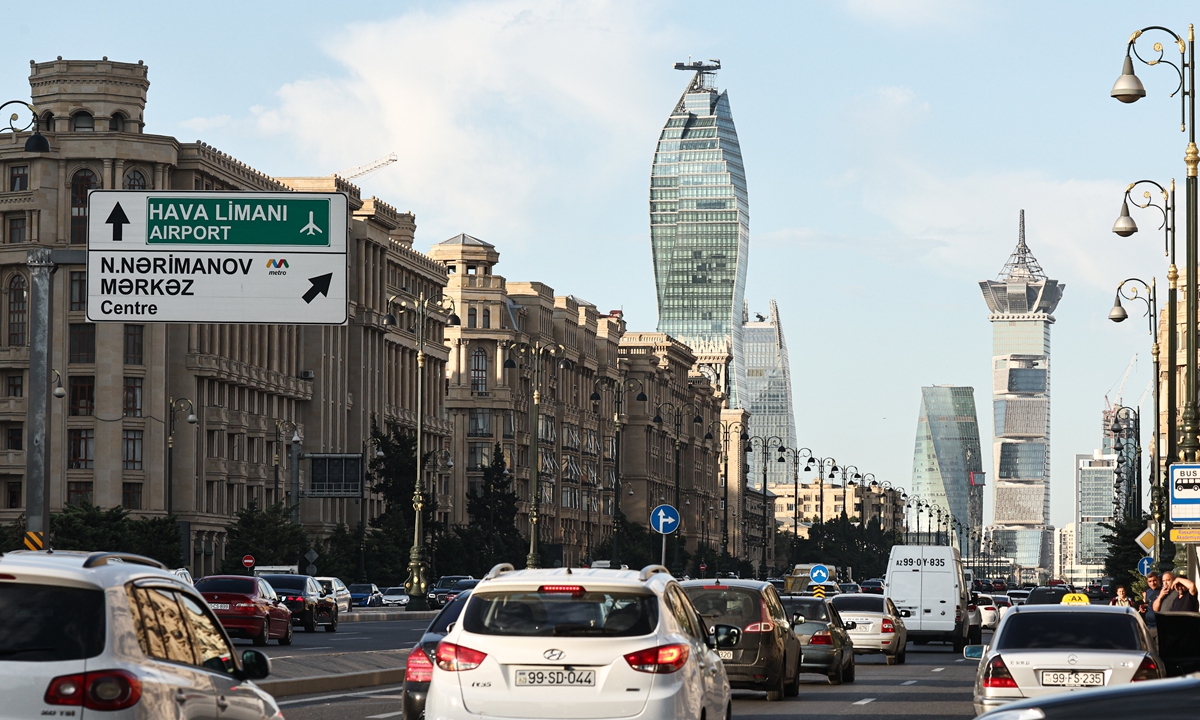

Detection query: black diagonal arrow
xmin=105 ymin=203 xmax=130 ymax=242
xmin=303 ymin=273 xmax=333 ymax=304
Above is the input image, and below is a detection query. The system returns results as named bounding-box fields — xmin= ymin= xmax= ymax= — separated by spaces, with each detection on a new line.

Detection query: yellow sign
xmin=813 ymin=585 xmax=826 ymax=599
xmin=23 ymin=531 xmax=43 ymax=551
xmin=1135 ymin=528 xmax=1156 ymax=554
xmin=1169 ymin=527 xmax=1200 ymax=543
xmin=1061 ymin=593 xmax=1091 ymax=606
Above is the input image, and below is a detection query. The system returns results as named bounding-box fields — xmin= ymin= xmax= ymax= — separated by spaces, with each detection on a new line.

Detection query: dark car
xmin=860 ymin=579 xmax=884 ymax=595
xmin=976 ymin=675 xmax=1200 ymax=720
xmin=1025 ymin=585 xmax=1073 ymax=605
xmin=681 ymin=578 xmax=803 ymax=700
xmin=991 ymin=578 xmax=1008 ymax=592
xmin=402 ymin=589 xmax=473 ymax=720
xmin=838 ymin=583 xmax=861 ymax=594
xmin=973 ymin=578 xmax=989 ymax=593
xmin=427 ymin=575 xmax=472 ymax=608
xmin=782 ymin=595 xmax=856 ymax=684
xmin=196 ymin=575 xmax=293 ymax=646
xmin=348 ymin=583 xmax=384 ymax=607
xmin=443 ymin=579 xmax=478 ymax=605
xmin=262 ymin=574 xmax=339 ymax=632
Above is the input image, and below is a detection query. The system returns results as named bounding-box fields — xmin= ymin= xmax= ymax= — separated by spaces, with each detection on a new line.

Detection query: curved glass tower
xmin=650 ymin=60 xmax=750 ymax=406
xmin=744 ymin=300 xmax=797 ymax=489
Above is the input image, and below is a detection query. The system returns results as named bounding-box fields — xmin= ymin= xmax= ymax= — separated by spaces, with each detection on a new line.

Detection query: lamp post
xmin=745 ymin=435 xmax=784 ymax=579
xmin=1 ymin=99 xmax=51 ymax=153
xmin=781 ymin=447 xmax=814 ymax=565
xmin=383 ymin=292 xmax=459 ymax=610
xmin=592 ymin=374 xmax=647 ymax=565
xmin=166 ymin=398 xmax=197 ymax=515
xmin=273 ymin=420 xmax=301 ymax=523
xmin=838 ymin=465 xmax=861 ymax=521
xmin=1110 ymin=405 xmax=1143 ymax=523
xmin=653 ymin=402 xmax=704 ymax=576
xmin=704 ymin=420 xmax=750 ymax=575
xmin=808 ymin=457 xmax=839 ymax=523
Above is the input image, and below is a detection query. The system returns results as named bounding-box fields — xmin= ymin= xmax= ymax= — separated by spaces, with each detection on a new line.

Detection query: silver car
xmin=965 ymin=604 xmax=1163 ymax=715
xmin=831 ymin=593 xmax=909 ymax=664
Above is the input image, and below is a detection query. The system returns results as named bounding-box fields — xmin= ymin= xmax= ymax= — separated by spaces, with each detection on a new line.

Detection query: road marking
xmin=852 ymin=698 xmax=876 ymax=705
xmin=301 ymin=646 xmax=334 ymax=650
xmin=275 ymin=685 xmax=406 ymax=706
xmin=901 ymin=680 xmax=918 ymax=685
xmin=956 ymin=658 xmax=965 ymax=662
xmin=932 ymin=667 xmax=945 ymax=672
xmin=366 ymin=713 xmax=404 ymax=719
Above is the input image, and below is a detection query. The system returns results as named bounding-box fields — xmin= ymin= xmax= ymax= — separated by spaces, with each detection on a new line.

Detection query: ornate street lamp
xmin=166 ymin=398 xmax=197 ymax=515
xmin=654 ymin=402 xmax=705 ymax=575
xmin=781 ymin=447 xmax=814 ymax=565
xmin=704 ymin=420 xmax=750 ymax=576
xmin=592 ymin=374 xmax=647 ymax=565
xmin=0 ymin=100 xmax=51 ymax=153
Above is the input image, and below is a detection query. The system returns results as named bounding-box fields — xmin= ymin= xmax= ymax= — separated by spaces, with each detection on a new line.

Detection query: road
xmin=279 ymin=636 xmax=982 ymax=720
xmin=236 ymin=618 xmax=429 ymax=679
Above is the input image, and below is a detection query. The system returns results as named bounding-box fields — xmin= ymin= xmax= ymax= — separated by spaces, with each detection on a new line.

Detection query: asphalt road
xmin=279 ymin=636 xmax=983 ymax=720
xmin=236 ymin=618 xmax=431 ymax=679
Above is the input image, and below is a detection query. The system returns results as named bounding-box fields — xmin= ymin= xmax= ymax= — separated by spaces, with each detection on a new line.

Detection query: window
xmin=70 ymin=169 xmax=97 ymax=244
xmin=69 ymin=271 xmax=86 ymax=311
xmin=471 ymin=348 xmax=487 ymax=393
xmin=40 ymin=112 xmax=54 ymax=132
xmin=7 ymin=217 xmax=26 ymax=244
xmin=468 ymin=442 xmax=491 ymax=470
xmin=123 ymin=429 xmax=143 ymax=470
xmin=6 ymin=425 xmax=21 ymax=451
xmin=468 ymin=307 xmax=477 ymax=328
xmin=71 ymin=112 xmax=94 ymax=132
xmin=482 ymin=308 xmax=491 ymax=329
xmin=468 ymin=408 xmax=492 ymax=437
xmin=66 ymin=481 xmax=93 ymax=505
xmin=109 ymin=113 xmax=126 ymax=132
xmin=123 ymin=377 xmax=143 ymax=417
xmin=122 ymin=482 xmax=142 ymax=509
xmin=5 ymin=481 xmax=19 ymax=509
xmin=7 ymin=275 xmax=26 ymax=346
xmin=69 ymin=376 xmax=95 ymax=416
xmin=123 ymin=169 xmax=146 ymax=189
xmin=68 ymin=429 xmax=94 ymax=469
xmin=68 ymin=323 xmax=95 ymax=363
xmin=127 ymin=586 xmax=195 ymax=664
xmin=6 ymin=374 xmax=20 ymax=397
xmin=9 ymin=165 xmax=28 ymax=191
xmin=124 ymin=324 xmax=144 ymax=364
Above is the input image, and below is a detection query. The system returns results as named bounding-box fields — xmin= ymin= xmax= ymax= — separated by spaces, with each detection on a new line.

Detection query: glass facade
xmin=1075 ymin=453 xmax=1116 ymax=566
xmin=743 ymin=301 xmax=797 ymax=489
xmin=651 ymin=64 xmax=749 ymax=406
xmin=910 ymin=386 xmax=985 ymax=541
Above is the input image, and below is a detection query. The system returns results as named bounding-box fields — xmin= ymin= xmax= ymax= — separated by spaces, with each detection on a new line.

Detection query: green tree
xmin=0 ymin=515 xmax=25 ymax=552
xmin=221 ymin=501 xmax=309 ymax=574
xmin=1101 ymin=513 xmax=1150 ymax=590
xmin=595 ymin=511 xmax=671 ymax=570
xmin=49 ymin=504 xmax=181 ymax=567
xmin=453 ymin=443 xmax=524 ymax=575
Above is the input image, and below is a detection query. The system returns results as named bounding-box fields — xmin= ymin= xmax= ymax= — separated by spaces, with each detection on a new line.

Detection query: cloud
xmin=178 ymin=114 xmax=232 ymax=132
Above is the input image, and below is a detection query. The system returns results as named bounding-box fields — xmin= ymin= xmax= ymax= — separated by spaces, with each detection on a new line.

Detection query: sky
xmin=3 ymin=0 xmax=1196 ymax=530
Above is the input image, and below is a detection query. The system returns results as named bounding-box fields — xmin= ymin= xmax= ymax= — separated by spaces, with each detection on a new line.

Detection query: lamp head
xmin=653 ymin=414 xmax=663 ymax=424
xmin=740 ymin=432 xmax=750 ymax=442
xmin=24 ymin=131 xmax=50 ymax=153
xmin=1112 ymin=200 xmax=1138 ymax=237
xmin=704 ymin=431 xmax=714 ymax=441
xmin=186 ymin=413 xmax=198 ymax=424
xmin=446 ymin=311 xmax=461 ymax=327
xmin=382 ymin=313 xmax=398 ymax=327
xmin=504 ymin=357 xmax=517 ymax=369
xmin=1111 ymin=54 xmax=1146 ymax=103
xmin=777 ymin=455 xmax=786 ymax=463
xmin=53 ymin=385 xmax=66 ymax=399
xmin=1108 ymin=293 xmax=1129 ymax=323
xmin=692 ymin=414 xmax=703 ymax=424
xmin=590 ymin=390 xmax=601 ymax=401
xmin=635 ymin=391 xmax=648 ymax=402
xmin=292 ymin=431 xmax=302 ymax=444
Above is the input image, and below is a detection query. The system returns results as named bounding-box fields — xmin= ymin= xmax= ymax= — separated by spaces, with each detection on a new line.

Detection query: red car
xmin=195 ymin=574 xmax=294 ymax=646
xmin=991 ymin=578 xmax=1008 ymax=592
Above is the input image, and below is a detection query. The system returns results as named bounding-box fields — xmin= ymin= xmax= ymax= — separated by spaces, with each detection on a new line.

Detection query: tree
xmin=1101 ymin=512 xmax=1150 ymax=590
xmin=453 ymin=443 xmax=524 ymax=575
xmin=595 ymin=511 xmax=673 ymax=570
xmin=49 ymin=504 xmax=181 ymax=567
xmin=221 ymin=501 xmax=309 ymax=574
xmin=0 ymin=515 xmax=24 ymax=552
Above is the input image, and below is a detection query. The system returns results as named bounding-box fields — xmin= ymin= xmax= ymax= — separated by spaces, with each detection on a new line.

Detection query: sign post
xmin=650 ymin=505 xmax=680 ymax=569
xmin=242 ymin=555 xmax=255 ymax=572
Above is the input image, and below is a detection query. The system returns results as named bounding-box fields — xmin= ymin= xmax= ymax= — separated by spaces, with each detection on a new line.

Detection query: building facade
xmin=649 ymin=60 xmax=750 ymax=407
xmin=910 ymin=386 xmax=985 ymax=544
xmin=1075 ymin=450 xmax=1116 ymax=568
xmin=772 ymin=481 xmax=906 ymax=536
xmin=743 ymin=300 xmax=797 ymax=490
xmin=978 ymin=211 xmax=1063 ymax=574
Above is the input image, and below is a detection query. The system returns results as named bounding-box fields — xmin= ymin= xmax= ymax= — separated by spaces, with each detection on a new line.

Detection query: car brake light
xmin=982 ymin=656 xmax=1018 ymax=688
xmin=809 ymin=630 xmax=833 ymax=645
xmin=539 ymin=585 xmax=585 ymax=597
xmin=46 ymin=670 xmax=142 ymax=711
xmin=956 ymin=605 xmax=963 ymax=623
xmin=984 ymin=606 xmax=995 ymax=611
xmin=406 ymin=647 xmax=434 ymax=682
xmin=624 ymin=643 xmax=690 ymax=673
xmin=436 ymin=642 xmax=487 ymax=671
xmin=881 ymin=618 xmax=895 ymax=634
xmin=1132 ymin=655 xmax=1159 ymax=682
xmin=744 ymin=599 xmax=775 ymax=633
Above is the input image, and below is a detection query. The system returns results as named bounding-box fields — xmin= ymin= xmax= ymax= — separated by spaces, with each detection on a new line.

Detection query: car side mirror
xmin=713 ymin=624 xmax=741 ymax=648
xmin=241 ymin=649 xmax=271 ymax=680
xmin=963 ymin=645 xmax=986 ymax=660
xmin=791 ymin=613 xmax=806 ymax=626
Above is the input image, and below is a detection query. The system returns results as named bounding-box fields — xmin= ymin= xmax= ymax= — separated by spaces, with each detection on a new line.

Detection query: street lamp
xmin=0 ymin=99 xmax=51 ymax=153
xmin=745 ymin=435 xmax=784 ymax=579
xmin=167 ymin=398 xmax=197 ymax=515
xmin=273 ymin=420 xmax=301 ymax=522
xmin=383 ymin=291 xmax=459 ymax=609
xmin=781 ymin=447 xmax=814 ymax=565
xmin=1110 ymin=405 xmax=1143 ymax=524
xmin=653 ymin=402 xmax=704 ymax=575
xmin=704 ymin=420 xmax=750 ymax=576
xmin=592 ymin=374 xmax=647 ymax=565
xmin=807 ymin=457 xmax=839 ymax=522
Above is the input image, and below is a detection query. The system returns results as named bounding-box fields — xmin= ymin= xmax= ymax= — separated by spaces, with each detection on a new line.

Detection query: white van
xmin=884 ymin=545 xmax=969 ymax=650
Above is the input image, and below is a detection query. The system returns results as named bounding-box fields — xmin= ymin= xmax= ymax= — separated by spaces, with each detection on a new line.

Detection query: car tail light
xmin=1132 ymin=655 xmax=1159 ymax=682
xmin=809 ymin=630 xmax=833 ymax=645
xmin=539 ymin=584 xmax=586 ymax=597
xmin=881 ymin=618 xmax=895 ymax=634
xmin=744 ymin=599 xmax=775 ymax=633
xmin=46 ymin=670 xmax=142 ymax=711
xmin=984 ymin=606 xmax=995 ymax=612
xmin=234 ymin=602 xmax=257 ymax=613
xmin=436 ymin=642 xmax=487 ymax=671
xmin=624 ymin=643 xmax=690 ymax=673
xmin=982 ymin=656 xmax=1018 ymax=689
xmin=955 ymin=605 xmax=963 ymax=623
xmin=406 ymin=647 xmax=434 ymax=682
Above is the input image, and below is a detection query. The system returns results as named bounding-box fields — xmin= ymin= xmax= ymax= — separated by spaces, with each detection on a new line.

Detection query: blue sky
xmin=4 ymin=0 xmax=1196 ymax=529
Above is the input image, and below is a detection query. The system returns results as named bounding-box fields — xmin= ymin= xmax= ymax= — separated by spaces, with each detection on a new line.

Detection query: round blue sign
xmin=810 ymin=564 xmax=830 ymax=585
xmin=1138 ymin=556 xmax=1154 ymax=577
xmin=650 ymin=504 xmax=680 ymax=535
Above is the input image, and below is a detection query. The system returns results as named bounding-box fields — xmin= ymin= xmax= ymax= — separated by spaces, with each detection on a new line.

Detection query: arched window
xmin=70 ymin=169 xmax=97 ymax=244
xmin=482 ymin=308 xmax=491 ymax=329
xmin=467 ymin=307 xmax=477 ymax=329
xmin=471 ymin=348 xmax=488 ymax=393
xmin=109 ymin=113 xmax=126 ymax=132
xmin=71 ymin=112 xmax=94 ymax=132
xmin=8 ymin=275 xmax=27 ymax=347
xmin=40 ymin=112 xmax=54 ymax=132
xmin=123 ymin=170 xmax=147 ymax=190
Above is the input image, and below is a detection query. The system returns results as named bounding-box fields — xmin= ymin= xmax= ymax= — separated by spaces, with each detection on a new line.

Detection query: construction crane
xmin=335 ymin=153 xmax=397 ymax=180
xmin=1105 ymin=353 xmax=1138 ymax=409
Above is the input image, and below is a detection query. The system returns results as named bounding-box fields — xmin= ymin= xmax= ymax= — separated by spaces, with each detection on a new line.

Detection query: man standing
xmin=1141 ymin=572 xmax=1162 ymax=648
xmin=1153 ymin=571 xmax=1199 ymax=613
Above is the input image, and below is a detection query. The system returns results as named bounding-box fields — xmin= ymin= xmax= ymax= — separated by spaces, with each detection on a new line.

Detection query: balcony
xmin=205 ymin=407 xmax=229 ymax=427
xmin=0 ymin=395 xmax=27 ymax=418
xmin=0 ymin=346 xmax=29 ymax=366
xmin=205 ymin=458 xmax=229 ymax=479
xmin=0 ymin=450 xmax=24 ymax=470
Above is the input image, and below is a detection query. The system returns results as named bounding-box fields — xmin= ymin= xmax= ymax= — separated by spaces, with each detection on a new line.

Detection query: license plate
xmin=718 ymin=650 xmax=733 ymax=660
xmin=209 ymin=603 xmax=230 ymax=610
xmin=1040 ymin=671 xmax=1104 ymax=687
xmin=514 ymin=668 xmax=595 ymax=687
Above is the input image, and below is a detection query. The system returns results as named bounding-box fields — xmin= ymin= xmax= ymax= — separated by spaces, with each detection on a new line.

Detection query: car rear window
xmin=781 ymin=597 xmax=828 ymax=621
xmin=996 ymin=612 xmax=1141 ymax=651
xmin=429 ymin=590 xmax=472 ymax=633
xmin=463 ymin=589 xmax=657 ymax=637
xmin=385 ymin=587 xmax=404 ymax=594
xmin=452 ymin=580 xmax=479 ymax=591
xmin=1025 ymin=587 xmax=1070 ymax=604
xmin=0 ymin=583 xmax=106 ymax=661
xmin=262 ymin=575 xmax=306 ymax=591
xmin=831 ymin=596 xmax=886 ymax=613
xmin=686 ymin=587 xmax=761 ymax=626
xmin=977 ymin=595 xmax=994 ymax=604
xmin=195 ymin=577 xmax=255 ymax=594
xmin=349 ymin=584 xmax=373 ymax=593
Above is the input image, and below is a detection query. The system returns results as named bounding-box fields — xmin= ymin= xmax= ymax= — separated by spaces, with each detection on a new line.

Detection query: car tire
xmin=784 ymin=656 xmax=801 ymax=697
xmin=765 ymin=665 xmax=785 ymax=701
xmin=304 ymin=611 xmax=317 ymax=633
xmin=969 ymin=625 xmax=982 ymax=645
xmin=279 ymin=620 xmax=294 ymax=645
xmin=897 ymin=647 xmax=906 ymax=664
xmin=828 ymin=660 xmax=843 ymax=685
xmin=253 ymin=618 xmax=269 ymax=647
xmin=952 ymin=634 xmax=965 ymax=653
xmin=325 ymin=609 xmax=338 ymax=633
xmin=844 ymin=656 xmax=856 ymax=683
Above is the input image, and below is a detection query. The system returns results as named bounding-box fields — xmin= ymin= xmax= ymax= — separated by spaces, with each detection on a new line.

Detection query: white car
xmin=0 ymin=549 xmax=282 ymax=719
xmin=382 ymin=586 xmax=411 ymax=606
xmin=425 ymin=563 xmax=733 ymax=720
xmin=830 ymin=593 xmax=909 ymax=664
xmin=976 ymin=594 xmax=1000 ymax=629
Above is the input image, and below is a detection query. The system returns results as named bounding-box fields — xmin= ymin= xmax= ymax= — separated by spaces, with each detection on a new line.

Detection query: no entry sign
xmin=242 ymin=555 xmax=255 ymax=568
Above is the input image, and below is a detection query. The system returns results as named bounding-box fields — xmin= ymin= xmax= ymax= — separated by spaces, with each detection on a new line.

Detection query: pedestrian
xmin=1110 ymin=585 xmax=1133 ymax=607
xmin=1141 ymin=572 xmax=1162 ymax=648
xmin=1152 ymin=571 xmax=1199 ymax=613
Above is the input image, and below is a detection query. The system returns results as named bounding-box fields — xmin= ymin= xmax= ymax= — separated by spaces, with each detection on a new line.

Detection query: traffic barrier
xmin=258 ymin=664 xmax=408 ymax=697
xmin=340 ymin=609 xmax=439 ymax=622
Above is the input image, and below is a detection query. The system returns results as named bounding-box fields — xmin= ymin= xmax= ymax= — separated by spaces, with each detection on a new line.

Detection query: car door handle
xmin=217 ymin=696 xmax=229 ymax=710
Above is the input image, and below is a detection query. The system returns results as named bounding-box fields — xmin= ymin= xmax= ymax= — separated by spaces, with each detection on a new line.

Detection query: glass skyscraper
xmin=978 ymin=211 xmax=1064 ymax=575
xmin=911 ymin=386 xmax=985 ymax=543
xmin=650 ymin=60 xmax=750 ymax=406
xmin=744 ymin=300 xmax=797 ymax=489
xmin=1074 ymin=451 xmax=1116 ymax=567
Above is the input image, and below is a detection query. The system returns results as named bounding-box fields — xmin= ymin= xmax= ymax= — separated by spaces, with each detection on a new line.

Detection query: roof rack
xmin=483 ymin=563 xmax=515 ymax=581
xmin=81 ymin=552 xmax=166 ymax=570
xmin=638 ymin=564 xmax=671 ymax=582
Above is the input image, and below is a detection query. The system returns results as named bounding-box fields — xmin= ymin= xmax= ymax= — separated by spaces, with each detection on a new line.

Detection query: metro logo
xmin=266 ymin=259 xmax=290 ymax=269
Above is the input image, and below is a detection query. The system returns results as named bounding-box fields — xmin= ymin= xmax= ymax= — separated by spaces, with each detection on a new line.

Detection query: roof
xmin=678 ymin=578 xmax=772 ymax=590
xmin=478 ymin=566 xmax=676 ymax=589
xmin=0 ymin=549 xmax=184 ymax=589
xmin=437 ymin=232 xmax=494 ymax=247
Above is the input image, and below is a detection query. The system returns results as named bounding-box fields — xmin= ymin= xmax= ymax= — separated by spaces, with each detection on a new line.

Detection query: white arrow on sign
xmin=656 ymin=508 xmax=677 ymax=529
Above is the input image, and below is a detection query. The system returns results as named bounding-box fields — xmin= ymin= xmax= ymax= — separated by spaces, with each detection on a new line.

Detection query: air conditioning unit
xmin=299 ymin=370 xmax=315 ymax=380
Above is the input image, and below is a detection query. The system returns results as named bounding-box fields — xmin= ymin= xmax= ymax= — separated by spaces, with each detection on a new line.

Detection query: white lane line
xmin=366 ymin=713 xmax=404 ymax=719
xmin=901 ymin=680 xmax=918 ymax=685
xmin=275 ymin=685 xmax=406 ymax=706
xmin=852 ymin=698 xmax=876 ymax=705
xmin=956 ymin=658 xmax=966 ymax=662
xmin=932 ymin=667 xmax=945 ymax=672
xmin=301 ymin=646 xmax=334 ymax=650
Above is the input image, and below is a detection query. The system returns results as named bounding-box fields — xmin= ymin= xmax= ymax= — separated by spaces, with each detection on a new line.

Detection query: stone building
xmin=0 ymin=58 xmax=448 ymax=575
xmin=770 ymin=481 xmax=907 ymax=538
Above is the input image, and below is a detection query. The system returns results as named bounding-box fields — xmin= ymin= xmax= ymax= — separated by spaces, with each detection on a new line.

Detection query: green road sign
xmin=146 ymin=197 xmax=331 ymax=246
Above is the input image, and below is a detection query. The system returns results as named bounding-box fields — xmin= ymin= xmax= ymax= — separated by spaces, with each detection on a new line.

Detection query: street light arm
xmin=1128 ymin=27 xmax=1187 ymax=98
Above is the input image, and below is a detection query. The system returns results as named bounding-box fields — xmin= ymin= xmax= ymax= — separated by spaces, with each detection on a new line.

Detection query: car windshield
xmin=1025 ymin=587 xmax=1071 ymax=604
xmin=349 ymin=584 xmax=373 ymax=593
xmin=781 ymin=597 xmax=828 ymax=621
xmin=463 ymin=589 xmax=658 ymax=637
xmin=384 ymin=587 xmax=405 ymax=595
xmin=195 ymin=577 xmax=255 ymax=594
xmin=685 ymin=586 xmax=761 ymax=626
xmin=452 ymin=580 xmax=479 ymax=591
xmin=429 ymin=590 xmax=472 ymax=634
xmin=436 ymin=577 xmax=467 ymax=590
xmin=831 ymin=596 xmax=886 ymax=613
xmin=995 ymin=612 xmax=1141 ymax=651
xmin=977 ymin=595 xmax=994 ymax=605
xmin=263 ymin=575 xmax=306 ymax=591
xmin=0 ymin=583 xmax=106 ymax=661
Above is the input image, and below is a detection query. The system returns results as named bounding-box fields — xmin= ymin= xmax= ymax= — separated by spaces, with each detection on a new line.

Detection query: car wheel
xmin=765 ymin=666 xmax=785 ymax=701
xmin=304 ymin=611 xmax=317 ymax=633
xmin=252 ymin=618 xmax=269 ymax=647
xmin=952 ymin=634 xmax=965 ymax=653
xmin=325 ymin=609 xmax=338 ymax=632
xmin=827 ymin=660 xmax=843 ymax=685
xmin=844 ymin=656 xmax=856 ymax=683
xmin=784 ymin=655 xmax=801 ymax=697
xmin=725 ymin=703 xmax=732 ymax=720
xmin=969 ymin=625 xmax=982 ymax=645
xmin=897 ymin=647 xmax=906 ymax=664
xmin=279 ymin=620 xmax=294 ymax=645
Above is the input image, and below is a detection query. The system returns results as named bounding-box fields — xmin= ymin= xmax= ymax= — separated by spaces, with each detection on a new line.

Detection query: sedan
xmin=966 ymin=605 xmax=1163 ymax=716
xmin=1008 ymin=589 xmax=1030 ymax=606
xmin=976 ymin=594 xmax=1000 ymax=629
xmin=196 ymin=575 xmax=293 ymax=646
xmin=349 ymin=583 xmax=384 ymax=607
xmin=838 ymin=582 xmax=861 ymax=594
xmin=382 ymin=586 xmax=410 ymax=606
xmin=992 ymin=579 xmax=1009 ymax=593
xmin=442 ymin=578 xmax=478 ymax=606
xmin=976 ymin=675 xmax=1200 ymax=720
xmin=401 ymin=589 xmax=472 ymax=720
xmin=262 ymin=574 xmax=339 ymax=632
xmin=781 ymin=595 xmax=856 ymax=684
xmin=860 ymin=579 xmax=885 ymax=595
xmin=831 ymin=593 xmax=908 ymax=664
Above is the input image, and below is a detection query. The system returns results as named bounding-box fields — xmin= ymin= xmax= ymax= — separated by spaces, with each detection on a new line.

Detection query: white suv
xmin=425 ymin=564 xmax=734 ymax=720
xmin=0 ymin=549 xmax=283 ymax=719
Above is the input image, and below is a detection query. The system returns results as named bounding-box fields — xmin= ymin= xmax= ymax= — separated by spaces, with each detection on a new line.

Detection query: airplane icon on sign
xmin=299 ymin=211 xmax=323 ymax=236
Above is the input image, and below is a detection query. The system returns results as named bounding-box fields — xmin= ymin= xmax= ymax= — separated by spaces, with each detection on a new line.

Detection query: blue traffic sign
xmin=810 ymin=564 xmax=830 ymax=584
xmin=1138 ymin=556 xmax=1155 ymax=577
xmin=650 ymin=504 xmax=680 ymax=535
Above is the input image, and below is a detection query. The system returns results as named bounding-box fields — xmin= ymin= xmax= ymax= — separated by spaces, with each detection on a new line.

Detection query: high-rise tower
xmin=978 ymin=211 xmax=1064 ymax=577
xmin=650 ymin=60 xmax=750 ymax=406
xmin=744 ymin=300 xmax=797 ymax=489
xmin=911 ymin=386 xmax=985 ymax=543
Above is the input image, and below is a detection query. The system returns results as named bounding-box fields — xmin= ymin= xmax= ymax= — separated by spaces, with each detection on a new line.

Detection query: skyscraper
xmin=650 ymin=60 xmax=750 ymax=406
xmin=979 ymin=211 xmax=1065 ymax=576
xmin=1075 ymin=450 xmax=1116 ymax=568
xmin=911 ymin=386 xmax=985 ymax=543
xmin=744 ymin=300 xmax=797 ymax=489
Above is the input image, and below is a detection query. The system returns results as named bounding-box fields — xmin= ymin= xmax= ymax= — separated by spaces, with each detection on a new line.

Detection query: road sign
xmin=813 ymin=584 xmax=826 ymax=599
xmin=700 ymin=563 xmax=707 ymax=572
xmin=305 ymin=549 xmax=319 ymax=563
xmin=306 ymin=564 xmax=318 ymax=576
xmin=1138 ymin=556 xmax=1155 ymax=576
xmin=23 ymin=531 xmax=43 ymax=551
xmin=1135 ymin=526 xmax=1156 ymax=556
xmin=242 ymin=554 xmax=255 ymax=568
xmin=809 ymin=564 xmax=830 ymax=585
xmin=1169 ymin=464 xmax=1200 ymax=522
xmin=1170 ymin=527 xmax=1200 ymax=542
xmin=86 ymin=191 xmax=348 ymax=324
xmin=650 ymin=504 xmax=680 ymax=535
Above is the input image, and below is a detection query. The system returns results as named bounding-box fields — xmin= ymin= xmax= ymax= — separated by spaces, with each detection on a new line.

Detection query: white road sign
xmin=1170 ymin=463 xmax=1200 ymax=523
xmin=86 ymin=191 xmax=348 ymax=324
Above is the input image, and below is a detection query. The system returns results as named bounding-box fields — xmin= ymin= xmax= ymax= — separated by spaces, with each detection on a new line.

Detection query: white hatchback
xmin=425 ymin=564 xmax=733 ymax=720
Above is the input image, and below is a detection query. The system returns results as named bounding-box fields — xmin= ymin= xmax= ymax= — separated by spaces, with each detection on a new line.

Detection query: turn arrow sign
xmin=303 ymin=273 xmax=333 ymax=303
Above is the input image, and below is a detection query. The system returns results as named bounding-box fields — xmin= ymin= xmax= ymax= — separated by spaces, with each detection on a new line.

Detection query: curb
xmin=341 ymin=610 xmax=439 ymax=622
xmin=259 ymin=662 xmax=409 ymax=698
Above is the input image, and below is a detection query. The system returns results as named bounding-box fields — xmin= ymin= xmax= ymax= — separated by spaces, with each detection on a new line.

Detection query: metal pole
xmin=1165 ymin=184 xmax=1178 ymax=565
xmin=290 ymin=435 xmax=301 ymax=524
xmin=1179 ymin=26 xmax=1199 ymax=467
xmin=760 ymin=454 xmax=768 ymax=579
xmin=273 ymin=423 xmax=281 ymax=505
xmin=167 ymin=405 xmax=175 ymax=516
xmin=358 ymin=442 xmax=367 ymax=582
xmin=406 ymin=295 xmax=431 ymax=609
xmin=792 ymin=455 xmax=798 ymax=565
xmin=25 ymin=248 xmax=51 ymax=548
xmin=672 ymin=423 xmax=682 ymax=575
xmin=527 ymin=345 xmax=542 ymax=569
xmin=612 ymin=393 xmax=623 ymax=565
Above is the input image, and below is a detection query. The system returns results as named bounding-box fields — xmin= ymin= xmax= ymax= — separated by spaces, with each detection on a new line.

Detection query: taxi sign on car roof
xmin=1060 ymin=593 xmax=1091 ymax=605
